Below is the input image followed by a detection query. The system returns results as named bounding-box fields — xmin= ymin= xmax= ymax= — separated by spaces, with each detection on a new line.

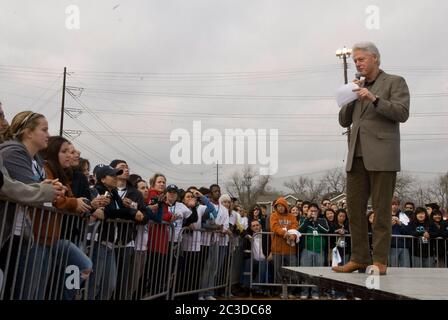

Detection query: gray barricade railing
xmin=0 ymin=197 xmax=90 ymax=300
xmin=227 ymin=235 xmax=244 ymax=296
xmin=85 ymin=218 xmax=175 ymax=300
xmin=246 ymin=232 xmax=447 ymax=297
xmin=389 ymin=234 xmax=447 ymax=268
xmin=3 ymin=197 xmax=447 ymax=301
xmin=0 ymin=197 xmax=178 ymax=300
xmin=171 ymin=227 xmax=236 ymax=300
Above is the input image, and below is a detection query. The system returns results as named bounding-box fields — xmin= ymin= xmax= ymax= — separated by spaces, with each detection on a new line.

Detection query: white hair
xmin=219 ymin=194 xmax=231 ymax=205
xmin=352 ymin=41 xmax=381 ymax=65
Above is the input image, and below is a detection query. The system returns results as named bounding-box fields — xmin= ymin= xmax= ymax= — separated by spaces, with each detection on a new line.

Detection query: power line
xmin=66 ymin=92 xmax=214 ymax=182
xmin=85 ymin=107 xmax=448 ymax=119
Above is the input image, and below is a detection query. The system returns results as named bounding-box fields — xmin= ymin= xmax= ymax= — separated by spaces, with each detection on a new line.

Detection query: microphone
xmin=355 ymin=72 xmax=365 ymax=87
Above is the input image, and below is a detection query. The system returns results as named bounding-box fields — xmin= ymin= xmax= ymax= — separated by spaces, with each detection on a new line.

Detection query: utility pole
xmin=59 ymin=67 xmax=67 ymax=136
xmin=336 ymin=47 xmax=352 ymax=143
xmin=216 ymin=162 xmax=219 ymax=185
xmin=243 ymin=171 xmax=252 ymax=209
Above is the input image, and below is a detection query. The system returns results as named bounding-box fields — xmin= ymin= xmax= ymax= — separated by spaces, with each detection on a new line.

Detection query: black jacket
xmin=94 ymin=183 xmax=140 ymax=244
xmin=408 ymin=221 xmax=437 ymax=258
xmin=71 ymin=169 xmax=91 ymax=199
xmin=115 ymin=184 xmax=148 ymax=244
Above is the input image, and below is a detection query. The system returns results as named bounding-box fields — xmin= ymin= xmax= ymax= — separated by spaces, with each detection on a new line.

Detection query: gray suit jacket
xmin=339 ymin=70 xmax=410 ymax=172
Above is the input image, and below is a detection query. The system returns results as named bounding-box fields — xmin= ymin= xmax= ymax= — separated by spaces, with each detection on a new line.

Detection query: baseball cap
xmin=166 ymin=184 xmax=179 ymax=193
xmin=95 ymin=164 xmax=123 ymax=181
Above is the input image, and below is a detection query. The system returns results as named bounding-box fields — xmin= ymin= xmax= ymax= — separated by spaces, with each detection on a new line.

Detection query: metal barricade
xmin=2 ymin=198 xmax=447 ymax=301
xmin=171 ymin=227 xmax=235 ymax=300
xmin=0 ymin=197 xmax=91 ymax=300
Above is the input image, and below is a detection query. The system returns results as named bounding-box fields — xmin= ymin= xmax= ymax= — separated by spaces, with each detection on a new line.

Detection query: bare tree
xmin=320 ymin=168 xmax=346 ymax=196
xmin=394 ymin=172 xmax=416 ymax=201
xmin=413 ymin=186 xmax=432 ymax=207
xmin=428 ymin=173 xmax=448 ymax=209
xmin=306 ymin=178 xmax=326 ymax=202
xmin=226 ymin=166 xmax=271 ymax=210
xmin=283 ymin=176 xmax=309 ymax=200
xmin=283 ymin=176 xmax=326 ymax=202
xmin=438 ymin=173 xmax=448 ymax=209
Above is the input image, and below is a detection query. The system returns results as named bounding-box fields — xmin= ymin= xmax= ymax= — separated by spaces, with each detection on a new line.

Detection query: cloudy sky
xmin=1 ymin=0 xmax=447 ymax=191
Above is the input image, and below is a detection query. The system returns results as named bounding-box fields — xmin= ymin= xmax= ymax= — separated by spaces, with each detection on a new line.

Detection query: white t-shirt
xmin=169 ymin=202 xmax=193 ymax=242
xmin=252 ymin=233 xmax=266 ymax=261
xmin=214 ymin=204 xmax=230 ymax=246
xmin=181 ymin=204 xmax=210 ymax=252
xmin=135 ymin=224 xmax=148 ymax=251
xmin=240 ymin=216 xmax=249 ymax=231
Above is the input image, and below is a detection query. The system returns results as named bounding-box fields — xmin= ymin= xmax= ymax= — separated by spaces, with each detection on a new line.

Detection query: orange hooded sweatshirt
xmin=270 ymin=197 xmax=299 ymax=255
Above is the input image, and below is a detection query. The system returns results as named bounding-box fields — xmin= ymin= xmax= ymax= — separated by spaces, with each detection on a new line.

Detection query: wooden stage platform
xmin=282 ymin=267 xmax=448 ymax=300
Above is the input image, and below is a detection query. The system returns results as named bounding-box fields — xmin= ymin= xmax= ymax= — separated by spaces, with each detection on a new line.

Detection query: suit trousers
xmin=346 ymin=157 xmax=396 ymax=265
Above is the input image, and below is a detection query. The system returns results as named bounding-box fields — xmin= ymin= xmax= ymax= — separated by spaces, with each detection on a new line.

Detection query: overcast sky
xmin=1 ymin=0 xmax=447 ymax=192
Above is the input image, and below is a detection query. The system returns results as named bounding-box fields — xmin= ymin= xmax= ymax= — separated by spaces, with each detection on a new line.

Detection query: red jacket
xmin=147 ymin=189 xmax=173 ymax=254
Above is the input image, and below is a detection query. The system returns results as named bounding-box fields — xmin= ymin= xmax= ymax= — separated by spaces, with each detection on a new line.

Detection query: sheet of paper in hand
xmin=335 ymin=82 xmax=360 ymax=107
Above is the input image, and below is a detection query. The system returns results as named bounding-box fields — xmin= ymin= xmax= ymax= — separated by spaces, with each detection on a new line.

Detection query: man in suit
xmin=332 ymin=42 xmax=410 ymax=275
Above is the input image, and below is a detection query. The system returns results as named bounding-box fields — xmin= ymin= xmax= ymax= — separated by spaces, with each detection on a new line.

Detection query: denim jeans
xmin=20 ymin=239 xmax=92 ymax=300
xmin=300 ymin=249 xmax=323 ymax=297
xmin=272 ymin=253 xmax=297 ymax=284
xmin=88 ymin=243 xmax=117 ymax=300
xmin=412 ymin=256 xmax=435 ymax=268
xmin=199 ymin=244 xmax=219 ymax=298
xmin=389 ymin=248 xmax=411 ymax=267
xmin=240 ymin=258 xmax=268 ymax=289
xmin=59 ymin=240 xmax=92 ymax=300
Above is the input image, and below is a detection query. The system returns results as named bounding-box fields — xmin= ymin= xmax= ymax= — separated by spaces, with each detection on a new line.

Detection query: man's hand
xmin=96 ymin=195 xmax=110 ymax=207
xmin=392 ymin=216 xmax=400 ymax=226
xmin=193 ymin=190 xmax=203 ymax=198
xmin=91 ymin=196 xmax=111 ymax=209
xmin=353 ymin=78 xmax=365 ymax=87
xmin=91 ymin=208 xmax=105 ymax=221
xmin=353 ymin=87 xmax=376 ymax=102
xmin=123 ymin=197 xmax=137 ymax=209
xmin=135 ymin=210 xmax=144 ymax=222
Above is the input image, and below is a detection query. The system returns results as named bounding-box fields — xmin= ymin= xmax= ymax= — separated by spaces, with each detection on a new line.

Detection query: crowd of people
xmin=0 ymin=106 xmax=447 ymax=300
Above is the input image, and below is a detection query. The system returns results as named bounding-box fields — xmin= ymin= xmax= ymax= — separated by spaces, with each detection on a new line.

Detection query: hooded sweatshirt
xmin=270 ymin=197 xmax=298 ymax=255
xmin=0 ymin=139 xmax=45 ymax=184
xmin=0 ymin=140 xmax=47 ymax=246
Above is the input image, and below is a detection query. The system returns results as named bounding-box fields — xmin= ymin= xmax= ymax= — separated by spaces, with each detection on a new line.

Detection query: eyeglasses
xmin=405 ymin=207 xmax=414 ymax=210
